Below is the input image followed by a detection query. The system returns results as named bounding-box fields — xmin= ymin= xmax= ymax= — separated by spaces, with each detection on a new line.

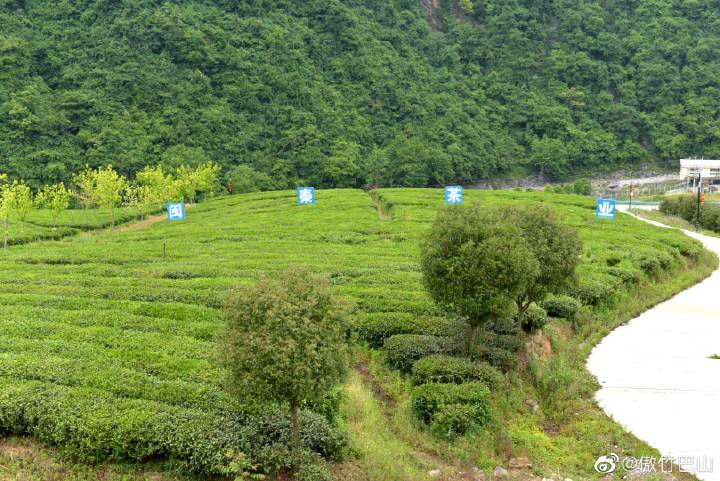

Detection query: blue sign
xmin=166 ymin=202 xmax=186 ymax=221
xmin=596 ymin=199 xmax=617 ymax=219
xmin=445 ymin=186 xmax=463 ymax=205
xmin=297 ymin=187 xmax=316 ymax=205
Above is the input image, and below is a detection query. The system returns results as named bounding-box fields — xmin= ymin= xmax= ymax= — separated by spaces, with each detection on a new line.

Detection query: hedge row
xmin=411 ymin=382 xmax=492 ymax=439
xmin=384 ymin=334 xmax=453 ymax=372
xmin=0 ymin=378 xmax=347 ymax=475
xmin=411 ymin=355 xmax=503 ymax=388
xmin=356 ymin=312 xmax=461 ymax=348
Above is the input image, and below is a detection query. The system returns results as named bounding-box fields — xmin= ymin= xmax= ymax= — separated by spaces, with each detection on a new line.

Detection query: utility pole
xmin=696 ymin=173 xmax=702 ymax=231
xmin=629 ymin=175 xmax=634 ymax=212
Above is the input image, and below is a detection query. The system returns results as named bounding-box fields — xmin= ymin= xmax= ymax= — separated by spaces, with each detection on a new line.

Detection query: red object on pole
xmin=700 ymin=192 xmax=706 ymax=205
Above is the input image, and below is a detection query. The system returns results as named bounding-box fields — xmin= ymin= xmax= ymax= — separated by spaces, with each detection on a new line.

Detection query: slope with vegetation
xmin=0 ymin=189 xmax=714 ymax=480
xmin=3 ymin=0 xmax=720 ymax=188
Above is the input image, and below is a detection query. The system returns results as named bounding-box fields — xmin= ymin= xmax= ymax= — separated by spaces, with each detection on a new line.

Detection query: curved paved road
xmin=587 ymin=208 xmax=720 ymax=480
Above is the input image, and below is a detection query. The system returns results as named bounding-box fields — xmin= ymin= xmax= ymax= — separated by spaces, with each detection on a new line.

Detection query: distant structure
xmin=680 ymin=158 xmax=720 ymax=187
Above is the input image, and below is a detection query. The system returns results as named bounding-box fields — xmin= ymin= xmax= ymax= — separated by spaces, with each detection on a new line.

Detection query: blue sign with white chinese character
xmin=297 ymin=187 xmax=316 ymax=205
xmin=445 ymin=186 xmax=463 ymax=205
xmin=596 ymin=198 xmax=616 ymax=219
xmin=166 ymin=202 xmax=186 ymax=222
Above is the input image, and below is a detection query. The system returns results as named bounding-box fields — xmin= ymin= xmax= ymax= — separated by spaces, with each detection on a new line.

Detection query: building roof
xmin=680 ymin=158 xmax=720 ymax=168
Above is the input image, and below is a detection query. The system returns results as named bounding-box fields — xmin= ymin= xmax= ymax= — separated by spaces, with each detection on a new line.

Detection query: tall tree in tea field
xmin=220 ymin=266 xmax=350 ymax=450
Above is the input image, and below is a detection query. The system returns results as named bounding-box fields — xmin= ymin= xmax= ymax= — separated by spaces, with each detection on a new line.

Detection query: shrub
xmin=355 ymin=313 xmax=460 ymax=348
xmin=571 ymin=275 xmax=619 ymax=306
xmin=411 ymin=355 xmax=503 ymax=387
xmin=519 ymin=303 xmax=548 ymax=332
xmin=411 ymin=382 xmax=491 ymax=426
xmin=638 ymin=255 xmax=661 ymax=277
xmin=0 ymin=379 xmax=347 ymax=475
xmin=468 ymin=331 xmax=524 ymax=371
xmin=384 ymin=334 xmax=450 ymax=372
xmin=607 ymin=267 xmax=641 ymax=286
xmin=475 ymin=347 xmax=518 ymax=372
xmin=572 ymin=179 xmax=592 ymax=196
xmin=431 ymin=403 xmax=486 ymax=439
xmin=541 ymin=295 xmax=581 ymax=320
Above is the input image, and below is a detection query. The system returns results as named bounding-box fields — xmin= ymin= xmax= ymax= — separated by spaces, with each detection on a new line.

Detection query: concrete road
xmin=587 ymin=208 xmax=720 ymax=480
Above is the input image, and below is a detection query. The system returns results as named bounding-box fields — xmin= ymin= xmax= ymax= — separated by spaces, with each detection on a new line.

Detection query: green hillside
xmin=0 ymin=189 xmax=714 ymax=479
xmin=3 ymin=1 xmax=720 ymax=188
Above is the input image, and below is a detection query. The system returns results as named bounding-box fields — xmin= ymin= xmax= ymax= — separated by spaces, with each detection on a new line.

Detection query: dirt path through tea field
xmin=588 ymin=208 xmax=720 ymax=481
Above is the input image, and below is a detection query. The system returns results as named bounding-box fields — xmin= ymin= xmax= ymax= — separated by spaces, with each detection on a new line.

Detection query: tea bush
xmin=411 ymin=355 xmax=503 ymax=387
xmin=356 ymin=313 xmax=459 ymax=348
xmin=541 ymin=295 xmax=581 ymax=320
xmin=520 ymin=303 xmax=548 ymax=332
xmin=384 ymin=335 xmax=451 ymax=373
xmin=411 ymin=382 xmax=491 ymax=426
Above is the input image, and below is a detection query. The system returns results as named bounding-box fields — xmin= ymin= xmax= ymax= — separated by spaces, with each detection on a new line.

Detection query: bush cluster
xmin=571 ymin=274 xmax=621 ymax=306
xmin=0 ymin=380 xmax=346 ymax=476
xmin=660 ymin=194 xmax=720 ymax=233
xmin=356 ymin=313 xmax=460 ymax=348
xmin=411 ymin=355 xmax=503 ymax=388
xmin=411 ymin=382 xmax=491 ymax=438
xmin=541 ymin=295 xmax=581 ymax=320
xmin=470 ymin=331 xmax=525 ymax=372
xmin=519 ymin=303 xmax=548 ymax=332
xmin=383 ymin=334 xmax=451 ymax=373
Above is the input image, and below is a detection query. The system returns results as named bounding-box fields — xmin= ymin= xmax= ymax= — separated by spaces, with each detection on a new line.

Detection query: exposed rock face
xmin=419 ymin=0 xmax=442 ymax=30
xmin=493 ymin=466 xmax=510 ymax=479
xmin=509 ymin=457 xmax=533 ymax=469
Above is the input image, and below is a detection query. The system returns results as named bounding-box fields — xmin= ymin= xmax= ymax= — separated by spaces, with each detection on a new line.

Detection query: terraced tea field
xmin=4 ymin=206 xmax=154 ymax=245
xmin=0 ymin=188 xmax=713 ymax=479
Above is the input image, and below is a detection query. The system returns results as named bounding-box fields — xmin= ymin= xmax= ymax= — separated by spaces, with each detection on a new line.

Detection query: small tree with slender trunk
xmin=0 ymin=175 xmax=12 ymax=251
xmin=420 ymin=204 xmax=539 ymax=351
xmin=94 ymin=165 xmax=127 ymax=229
xmin=35 ymin=182 xmax=72 ymax=228
xmin=220 ymin=266 xmax=350 ymax=450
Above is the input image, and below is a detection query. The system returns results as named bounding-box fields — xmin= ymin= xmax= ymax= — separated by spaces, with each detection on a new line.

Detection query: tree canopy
xmin=2 ymin=0 xmax=719 ymax=187
xmin=220 ymin=266 xmax=350 ymax=449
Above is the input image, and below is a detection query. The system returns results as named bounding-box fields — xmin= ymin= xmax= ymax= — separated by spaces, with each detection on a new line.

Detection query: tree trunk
xmin=466 ymin=322 xmax=479 ymax=356
xmin=516 ymin=299 xmax=530 ymax=329
xmin=290 ymin=400 xmax=301 ymax=451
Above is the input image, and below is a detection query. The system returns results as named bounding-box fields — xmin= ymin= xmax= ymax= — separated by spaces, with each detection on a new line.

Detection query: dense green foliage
xmin=541 ymin=294 xmax=581 ymax=320
xmin=411 ymin=382 xmax=491 ymax=438
xmin=420 ymin=204 xmax=539 ymax=333
xmin=0 ymin=188 xmax=711 ymax=476
xmin=221 ymin=267 xmax=350 ymax=450
xmin=4 ymin=0 xmax=720 ymax=187
xmin=660 ymin=194 xmax=720 ymax=233
xmin=410 ymin=355 xmax=503 ymax=387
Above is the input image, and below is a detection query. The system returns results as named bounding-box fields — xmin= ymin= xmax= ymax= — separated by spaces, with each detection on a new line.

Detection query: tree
xmin=93 ymin=165 xmax=127 ymax=228
xmin=0 ymin=175 xmax=10 ymax=250
xmin=175 ymin=162 xmax=221 ymax=202
xmin=35 ymin=182 xmax=72 ymax=227
xmin=11 ymin=181 xmax=33 ymax=223
xmin=73 ymin=168 xmax=98 ymax=221
xmin=420 ymin=204 xmax=539 ymax=348
xmin=220 ymin=267 xmax=350 ymax=450
xmin=134 ymin=165 xmax=178 ymax=217
xmin=503 ymin=205 xmax=582 ymax=328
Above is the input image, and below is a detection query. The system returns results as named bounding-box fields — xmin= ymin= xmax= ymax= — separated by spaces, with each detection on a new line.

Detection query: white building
xmin=680 ymin=158 xmax=720 ymax=181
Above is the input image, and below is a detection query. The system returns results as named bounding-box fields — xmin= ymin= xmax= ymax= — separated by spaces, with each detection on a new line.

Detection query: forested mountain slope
xmin=1 ymin=0 xmax=719 ymax=188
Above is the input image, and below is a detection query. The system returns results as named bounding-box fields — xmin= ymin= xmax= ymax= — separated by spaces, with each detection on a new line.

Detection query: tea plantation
xmin=3 ymin=206 xmax=154 ymax=246
xmin=0 ymin=188 xmax=713 ymax=478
